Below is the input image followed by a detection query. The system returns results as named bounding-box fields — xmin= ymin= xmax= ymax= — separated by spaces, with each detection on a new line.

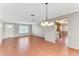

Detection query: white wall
xmin=32 ymin=24 xmax=57 ymax=43
xmin=68 ymin=12 xmax=79 ymax=50
xmin=0 ymin=19 xmax=3 ymax=44
xmin=32 ymin=24 xmax=45 ymax=37
xmin=44 ymin=26 xmax=57 ymax=43
xmin=56 ymin=11 xmax=79 ymax=49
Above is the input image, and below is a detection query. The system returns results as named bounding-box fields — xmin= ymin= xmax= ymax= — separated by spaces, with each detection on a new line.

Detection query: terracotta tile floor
xmin=0 ymin=36 xmax=79 ymax=56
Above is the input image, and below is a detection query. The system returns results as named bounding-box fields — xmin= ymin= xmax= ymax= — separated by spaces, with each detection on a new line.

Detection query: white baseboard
xmin=68 ymin=45 xmax=79 ymax=50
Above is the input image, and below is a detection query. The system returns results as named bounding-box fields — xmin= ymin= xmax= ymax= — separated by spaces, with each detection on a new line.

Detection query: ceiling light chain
xmin=41 ymin=3 xmax=54 ymax=27
xmin=45 ymin=3 xmax=48 ymax=21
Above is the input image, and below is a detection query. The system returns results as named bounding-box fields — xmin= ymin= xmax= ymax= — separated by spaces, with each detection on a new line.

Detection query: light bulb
xmin=41 ymin=23 xmax=46 ymax=26
xmin=45 ymin=21 xmax=48 ymax=25
xmin=64 ymin=21 xmax=68 ymax=24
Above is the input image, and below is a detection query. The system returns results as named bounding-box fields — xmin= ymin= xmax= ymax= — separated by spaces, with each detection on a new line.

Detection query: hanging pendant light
xmin=41 ymin=3 xmax=54 ymax=26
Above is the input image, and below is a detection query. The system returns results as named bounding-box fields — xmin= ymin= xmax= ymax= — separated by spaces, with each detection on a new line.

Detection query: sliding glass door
xmin=4 ymin=24 xmax=14 ymax=38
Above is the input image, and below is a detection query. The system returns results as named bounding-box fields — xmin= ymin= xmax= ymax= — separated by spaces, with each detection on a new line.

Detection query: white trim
xmin=50 ymin=9 xmax=79 ymax=19
xmin=68 ymin=45 xmax=79 ymax=50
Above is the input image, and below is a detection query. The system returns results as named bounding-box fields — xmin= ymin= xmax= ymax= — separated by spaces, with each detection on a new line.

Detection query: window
xmin=19 ymin=25 xmax=29 ymax=34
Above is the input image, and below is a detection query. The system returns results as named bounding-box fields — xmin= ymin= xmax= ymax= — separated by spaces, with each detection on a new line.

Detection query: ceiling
xmin=0 ymin=3 xmax=79 ymax=24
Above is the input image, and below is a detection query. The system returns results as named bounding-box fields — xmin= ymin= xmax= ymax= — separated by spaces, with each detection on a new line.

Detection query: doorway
xmin=55 ymin=18 xmax=68 ymax=45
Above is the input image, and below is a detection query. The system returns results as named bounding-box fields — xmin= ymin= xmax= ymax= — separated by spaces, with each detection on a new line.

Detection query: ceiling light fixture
xmin=41 ymin=3 xmax=54 ymax=27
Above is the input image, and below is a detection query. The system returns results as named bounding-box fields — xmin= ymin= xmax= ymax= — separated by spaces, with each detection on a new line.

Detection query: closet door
xmin=4 ymin=24 xmax=14 ymax=38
